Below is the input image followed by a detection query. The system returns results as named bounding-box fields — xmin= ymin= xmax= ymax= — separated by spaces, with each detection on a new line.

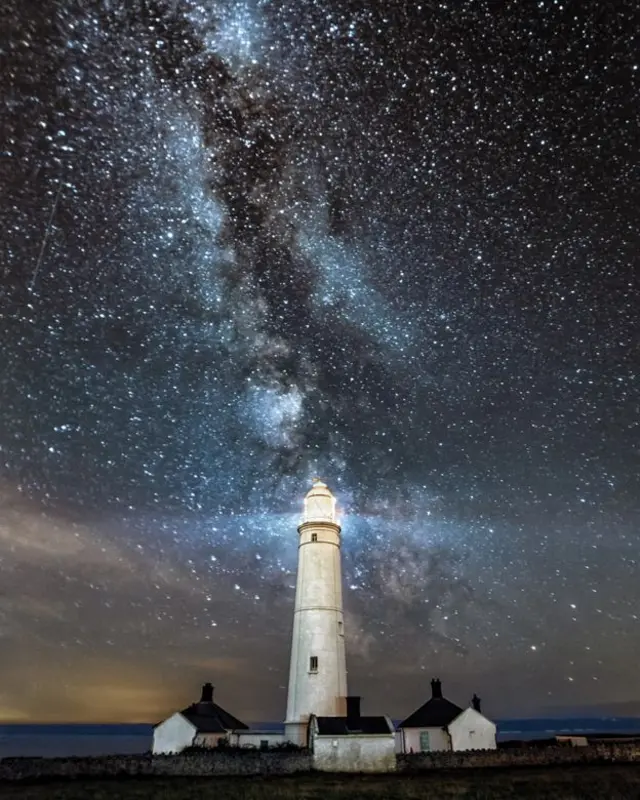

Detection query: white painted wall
xmin=285 ymin=482 xmax=347 ymax=746
xmin=402 ymin=726 xmax=452 ymax=753
xmin=152 ymin=713 xmax=196 ymax=754
xmin=230 ymin=731 xmax=286 ymax=748
xmin=313 ymin=735 xmax=396 ymax=773
xmin=193 ymin=732 xmax=227 ymax=748
xmin=448 ymin=708 xmax=497 ymax=751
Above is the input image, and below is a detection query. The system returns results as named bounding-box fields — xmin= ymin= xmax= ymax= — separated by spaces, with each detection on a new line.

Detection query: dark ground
xmin=2 ymin=766 xmax=640 ymax=800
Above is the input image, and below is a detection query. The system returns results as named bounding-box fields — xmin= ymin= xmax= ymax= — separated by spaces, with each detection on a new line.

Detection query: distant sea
xmin=2 ymin=719 xmax=640 ymax=759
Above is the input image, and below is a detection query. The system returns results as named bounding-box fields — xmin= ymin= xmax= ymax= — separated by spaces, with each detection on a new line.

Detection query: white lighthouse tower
xmin=285 ymin=479 xmax=348 ymax=746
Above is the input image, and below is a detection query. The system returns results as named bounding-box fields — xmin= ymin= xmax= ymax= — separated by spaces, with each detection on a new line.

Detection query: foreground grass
xmin=2 ymin=765 xmax=640 ymax=800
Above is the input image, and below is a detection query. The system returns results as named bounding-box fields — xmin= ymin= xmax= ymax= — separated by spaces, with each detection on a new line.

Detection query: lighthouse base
xmin=284 ymin=721 xmax=309 ymax=747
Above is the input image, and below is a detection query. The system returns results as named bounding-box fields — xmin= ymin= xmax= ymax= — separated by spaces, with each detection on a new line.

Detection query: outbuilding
xmin=309 ymin=696 xmax=396 ymax=772
xmin=398 ymin=678 xmax=497 ymax=753
xmin=152 ymin=682 xmax=248 ymax=754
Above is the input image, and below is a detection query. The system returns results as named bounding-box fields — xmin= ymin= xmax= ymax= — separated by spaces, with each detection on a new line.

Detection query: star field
xmin=0 ymin=0 xmax=638 ymax=723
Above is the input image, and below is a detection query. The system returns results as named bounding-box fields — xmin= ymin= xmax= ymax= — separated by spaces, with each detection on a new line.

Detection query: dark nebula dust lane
xmin=0 ymin=0 xmax=638 ymax=722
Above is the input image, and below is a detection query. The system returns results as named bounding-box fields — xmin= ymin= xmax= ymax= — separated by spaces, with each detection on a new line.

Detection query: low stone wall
xmin=3 ymin=743 xmax=640 ymax=782
xmin=154 ymin=751 xmax=312 ymax=776
xmin=398 ymin=742 xmax=640 ymax=771
xmin=0 ymin=755 xmax=154 ymax=782
xmin=0 ymin=750 xmax=313 ymax=782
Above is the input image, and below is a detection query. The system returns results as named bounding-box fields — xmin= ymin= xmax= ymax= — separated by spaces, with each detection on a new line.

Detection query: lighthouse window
xmin=311 ymin=533 xmax=318 ymax=542
xmin=309 ymin=656 xmax=318 ymax=672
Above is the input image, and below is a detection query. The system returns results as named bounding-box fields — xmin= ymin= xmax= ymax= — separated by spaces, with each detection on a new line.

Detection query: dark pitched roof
xmin=315 ymin=716 xmax=393 ymax=736
xmin=398 ymin=697 xmax=463 ymax=729
xmin=180 ymin=701 xmax=249 ymax=732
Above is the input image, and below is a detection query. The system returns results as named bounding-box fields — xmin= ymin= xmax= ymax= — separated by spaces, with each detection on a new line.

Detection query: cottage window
xmin=309 ymin=656 xmax=318 ymax=672
xmin=311 ymin=533 xmax=318 ymax=542
xmin=419 ymin=731 xmax=431 ymax=752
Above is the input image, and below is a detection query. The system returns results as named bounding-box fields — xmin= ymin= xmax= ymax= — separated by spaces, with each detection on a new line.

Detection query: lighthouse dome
xmin=302 ymin=478 xmax=337 ymax=524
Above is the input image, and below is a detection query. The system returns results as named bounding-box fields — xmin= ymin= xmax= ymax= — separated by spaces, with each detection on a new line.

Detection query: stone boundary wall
xmin=399 ymin=742 xmax=640 ymax=771
xmin=2 ymin=742 xmax=640 ymax=781
xmin=0 ymin=750 xmax=313 ymax=782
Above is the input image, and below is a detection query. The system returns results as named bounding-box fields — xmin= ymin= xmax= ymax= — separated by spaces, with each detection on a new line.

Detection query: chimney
xmin=472 ymin=694 xmax=482 ymax=713
xmin=200 ymin=682 xmax=214 ymax=703
xmin=431 ymin=678 xmax=443 ymax=699
xmin=346 ymin=696 xmax=361 ymax=727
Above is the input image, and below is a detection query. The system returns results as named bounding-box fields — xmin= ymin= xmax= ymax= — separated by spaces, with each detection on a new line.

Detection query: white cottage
xmin=152 ymin=682 xmax=248 ymax=754
xmin=398 ymin=679 xmax=497 ymax=753
xmin=309 ymin=696 xmax=396 ymax=772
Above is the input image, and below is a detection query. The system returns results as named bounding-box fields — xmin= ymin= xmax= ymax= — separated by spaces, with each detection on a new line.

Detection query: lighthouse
xmin=285 ymin=479 xmax=348 ymax=746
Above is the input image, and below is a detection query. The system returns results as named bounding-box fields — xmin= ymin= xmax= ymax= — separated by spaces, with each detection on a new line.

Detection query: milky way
xmin=0 ymin=0 xmax=638 ymax=723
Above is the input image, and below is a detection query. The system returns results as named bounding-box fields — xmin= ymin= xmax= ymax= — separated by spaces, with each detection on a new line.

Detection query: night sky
xmin=0 ymin=0 xmax=638 ymax=724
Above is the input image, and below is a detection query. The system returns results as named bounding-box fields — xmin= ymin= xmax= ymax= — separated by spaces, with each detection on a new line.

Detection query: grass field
xmin=2 ymin=765 xmax=640 ymax=800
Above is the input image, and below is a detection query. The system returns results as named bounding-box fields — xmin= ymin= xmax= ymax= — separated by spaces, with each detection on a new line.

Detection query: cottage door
xmin=419 ymin=731 xmax=430 ymax=752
